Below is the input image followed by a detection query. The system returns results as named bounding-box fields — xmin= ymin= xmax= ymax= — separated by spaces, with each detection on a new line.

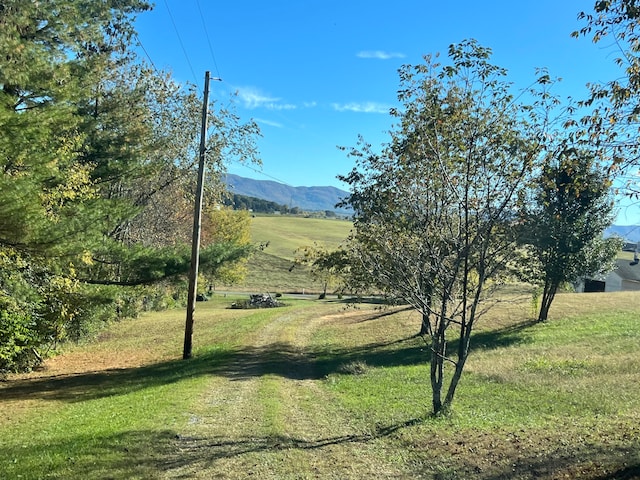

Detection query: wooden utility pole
xmin=183 ymin=71 xmax=211 ymax=360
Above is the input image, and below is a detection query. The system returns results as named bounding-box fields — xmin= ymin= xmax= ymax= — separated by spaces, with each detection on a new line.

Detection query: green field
xmin=241 ymin=215 xmax=352 ymax=293
xmin=1 ymin=288 xmax=639 ymax=479
xmin=250 ymin=215 xmax=352 ymax=260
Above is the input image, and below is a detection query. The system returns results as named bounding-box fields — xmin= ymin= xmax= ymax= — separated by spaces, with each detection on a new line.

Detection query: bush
xmin=0 ymin=298 xmax=40 ymax=375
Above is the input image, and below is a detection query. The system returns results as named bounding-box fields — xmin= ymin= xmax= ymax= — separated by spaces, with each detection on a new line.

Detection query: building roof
xmin=613 ymin=258 xmax=640 ymax=282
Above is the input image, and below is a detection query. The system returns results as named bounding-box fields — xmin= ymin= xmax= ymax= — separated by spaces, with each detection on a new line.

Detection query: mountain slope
xmin=224 ymin=173 xmax=351 ymax=213
xmin=605 ymin=225 xmax=640 ymax=242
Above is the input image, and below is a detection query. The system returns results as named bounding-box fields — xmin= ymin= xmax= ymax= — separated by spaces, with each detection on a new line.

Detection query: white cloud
xmin=234 ymin=87 xmax=319 ymax=111
xmin=236 ymin=87 xmax=277 ymax=108
xmin=255 ymin=118 xmax=283 ymax=128
xmin=357 ymin=50 xmax=406 ymax=60
xmin=236 ymin=86 xmax=297 ymax=110
xmin=270 ymin=102 xmax=297 ymax=111
xmin=332 ymin=102 xmax=391 ymax=114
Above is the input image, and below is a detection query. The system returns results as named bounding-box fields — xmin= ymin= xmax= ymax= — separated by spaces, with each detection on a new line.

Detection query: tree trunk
xmin=443 ymin=362 xmax=464 ymax=410
xmin=319 ymin=281 xmax=328 ymax=299
xmin=444 ymin=341 xmax=470 ymax=410
xmin=430 ymin=324 xmax=446 ymax=415
xmin=430 ymin=348 xmax=443 ymax=414
xmin=444 ymin=313 xmax=473 ymax=409
xmin=538 ymin=279 xmax=558 ymax=322
xmin=419 ymin=312 xmax=430 ymax=336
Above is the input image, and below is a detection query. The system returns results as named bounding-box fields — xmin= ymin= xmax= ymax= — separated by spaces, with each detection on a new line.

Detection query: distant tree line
xmin=223 ymin=193 xmax=297 ymax=214
xmin=224 ymin=193 xmax=341 ymax=218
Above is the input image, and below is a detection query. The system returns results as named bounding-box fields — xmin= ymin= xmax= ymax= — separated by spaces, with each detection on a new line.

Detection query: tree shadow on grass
xmin=414 ymin=439 xmax=640 ymax=480
xmin=0 ymin=418 xmax=427 ymax=479
xmin=0 ymin=429 xmax=178 ymax=480
xmin=0 ymin=338 xmax=427 ymax=403
xmin=2 ymin=420 xmax=637 ymax=480
xmin=479 ymin=442 xmax=640 ymax=480
xmin=592 ymin=465 xmax=640 ymax=480
xmin=0 ymin=349 xmax=234 ymax=404
xmin=467 ymin=319 xmax=538 ymax=352
xmin=0 ymin=318 xmax=535 ymax=405
xmin=175 ymin=439 xmax=640 ymax=480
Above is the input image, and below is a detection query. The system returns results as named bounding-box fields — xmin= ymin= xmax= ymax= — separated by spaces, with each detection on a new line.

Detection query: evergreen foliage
xmin=223 ymin=193 xmax=292 ymax=214
xmin=0 ymin=0 xmax=260 ymax=374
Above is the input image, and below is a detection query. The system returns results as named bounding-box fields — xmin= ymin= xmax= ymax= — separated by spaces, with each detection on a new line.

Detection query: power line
xmin=195 ymin=0 xmax=222 ymax=80
xmin=135 ymin=34 xmax=160 ymax=74
xmin=231 ymin=161 xmax=295 ymax=188
xmin=163 ymin=0 xmax=200 ymax=89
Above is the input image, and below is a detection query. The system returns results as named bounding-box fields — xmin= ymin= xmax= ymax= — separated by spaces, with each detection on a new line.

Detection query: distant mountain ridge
xmin=605 ymin=224 xmax=640 ymax=243
xmin=224 ymin=174 xmax=639 ymax=236
xmin=224 ymin=173 xmax=351 ymax=214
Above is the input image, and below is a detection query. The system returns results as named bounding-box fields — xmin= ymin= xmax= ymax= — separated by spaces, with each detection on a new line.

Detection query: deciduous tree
xmin=520 ymin=147 xmax=620 ymax=322
xmin=573 ymin=1 xmax=640 ymax=194
xmin=295 ymin=243 xmax=350 ymax=298
xmin=339 ymin=40 xmax=543 ymax=415
xmin=200 ymin=207 xmax=254 ymax=288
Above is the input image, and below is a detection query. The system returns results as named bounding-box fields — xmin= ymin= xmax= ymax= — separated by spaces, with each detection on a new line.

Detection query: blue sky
xmin=134 ymin=1 xmax=638 ymax=224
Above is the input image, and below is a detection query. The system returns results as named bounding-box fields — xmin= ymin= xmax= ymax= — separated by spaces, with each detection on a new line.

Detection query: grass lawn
xmin=1 ymin=290 xmax=639 ymax=479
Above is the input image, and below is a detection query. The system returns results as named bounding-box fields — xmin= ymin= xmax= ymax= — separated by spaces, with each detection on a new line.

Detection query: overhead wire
xmin=139 ymin=2 xmax=292 ymax=190
xmin=188 ymin=2 xmax=292 ymax=189
xmin=134 ymin=34 xmax=160 ymax=75
xmin=190 ymin=1 xmax=290 ymax=187
xmin=231 ymin=161 xmax=295 ymax=188
xmin=195 ymin=0 xmax=222 ymax=80
xmin=162 ymin=0 xmax=200 ymax=89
